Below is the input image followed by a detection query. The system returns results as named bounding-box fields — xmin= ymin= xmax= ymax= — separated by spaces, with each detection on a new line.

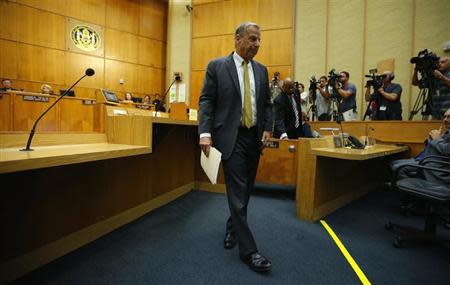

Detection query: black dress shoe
xmin=224 ymin=232 xmax=237 ymax=249
xmin=240 ymin=252 xmax=272 ymax=272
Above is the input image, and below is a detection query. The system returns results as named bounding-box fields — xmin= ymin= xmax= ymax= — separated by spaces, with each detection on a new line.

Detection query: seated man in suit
xmin=391 ymin=107 xmax=450 ymax=181
xmin=152 ymin=93 xmax=166 ymax=112
xmin=273 ymin=78 xmax=314 ymax=139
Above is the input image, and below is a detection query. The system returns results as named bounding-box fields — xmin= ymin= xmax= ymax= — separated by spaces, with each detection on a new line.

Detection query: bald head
xmin=383 ymin=70 xmax=394 ymax=83
xmin=282 ymin=78 xmax=294 ymax=95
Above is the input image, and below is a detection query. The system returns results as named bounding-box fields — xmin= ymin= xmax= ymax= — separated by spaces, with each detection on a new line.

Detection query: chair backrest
xmin=422 ymin=157 xmax=450 ymax=185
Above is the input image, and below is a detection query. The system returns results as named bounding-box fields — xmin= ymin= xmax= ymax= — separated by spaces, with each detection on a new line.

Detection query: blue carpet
xmin=13 ymin=189 xmax=450 ymax=284
xmin=325 ymin=189 xmax=450 ymax=285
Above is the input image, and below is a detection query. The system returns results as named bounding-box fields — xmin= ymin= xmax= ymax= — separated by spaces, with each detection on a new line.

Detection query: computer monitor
xmin=103 ymin=90 xmax=119 ymax=103
xmin=60 ymin=89 xmax=75 ymax=97
xmin=131 ymin=97 xmax=142 ymax=103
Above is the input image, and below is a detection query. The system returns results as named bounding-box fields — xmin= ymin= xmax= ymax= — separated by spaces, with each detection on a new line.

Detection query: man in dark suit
xmin=198 ymin=22 xmax=273 ymax=272
xmin=273 ymin=79 xmax=313 ymax=139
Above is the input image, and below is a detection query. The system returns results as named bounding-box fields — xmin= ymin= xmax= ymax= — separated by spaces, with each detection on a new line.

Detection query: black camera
xmin=328 ymin=69 xmax=341 ymax=88
xmin=410 ymin=49 xmax=439 ymax=72
xmin=365 ymin=69 xmax=385 ymax=90
xmin=309 ymin=76 xmax=318 ymax=91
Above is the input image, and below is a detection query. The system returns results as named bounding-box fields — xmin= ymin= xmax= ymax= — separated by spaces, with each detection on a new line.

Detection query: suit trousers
xmin=222 ymin=126 xmax=260 ymax=257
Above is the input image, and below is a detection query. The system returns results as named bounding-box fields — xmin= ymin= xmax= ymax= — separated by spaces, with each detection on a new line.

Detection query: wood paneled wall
xmin=295 ymin=0 xmax=450 ymax=120
xmin=190 ymin=0 xmax=294 ymax=108
xmin=0 ymin=0 xmax=167 ymax=100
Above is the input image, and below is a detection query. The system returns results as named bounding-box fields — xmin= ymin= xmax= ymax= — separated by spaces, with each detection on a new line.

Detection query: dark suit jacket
xmin=273 ymin=92 xmax=303 ymax=139
xmin=198 ymin=53 xmax=273 ymax=160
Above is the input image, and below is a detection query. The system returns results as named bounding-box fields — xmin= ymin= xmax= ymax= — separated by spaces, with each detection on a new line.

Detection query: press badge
xmin=379 ymin=105 xmax=387 ymax=111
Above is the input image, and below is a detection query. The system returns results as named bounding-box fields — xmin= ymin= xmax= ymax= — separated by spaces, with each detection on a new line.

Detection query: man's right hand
xmin=199 ymin=136 xmax=212 ymax=157
xmin=429 ymin=128 xmax=442 ymax=141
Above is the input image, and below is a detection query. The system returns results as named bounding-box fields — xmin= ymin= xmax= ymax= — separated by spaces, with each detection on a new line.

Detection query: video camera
xmin=327 ymin=69 xmax=341 ymax=88
xmin=309 ymin=76 xmax=318 ymax=91
xmin=410 ymin=49 xmax=439 ymax=90
xmin=410 ymin=49 xmax=439 ymax=72
xmin=364 ymin=68 xmax=385 ymax=90
xmin=327 ymin=69 xmax=341 ymax=99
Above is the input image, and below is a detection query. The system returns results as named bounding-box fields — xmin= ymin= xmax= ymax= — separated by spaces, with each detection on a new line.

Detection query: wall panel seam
xmin=192 ymin=27 xmax=293 ymax=39
xmin=360 ymin=0 xmax=368 ymax=120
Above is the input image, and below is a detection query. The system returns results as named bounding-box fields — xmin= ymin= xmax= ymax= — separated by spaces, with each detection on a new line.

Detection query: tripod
xmin=329 ymin=88 xmax=342 ymax=122
xmin=307 ymin=89 xmax=318 ymax=121
xmin=409 ymin=87 xmax=432 ymax=120
xmin=363 ymin=92 xmax=377 ymax=121
xmin=409 ymin=69 xmax=436 ymax=120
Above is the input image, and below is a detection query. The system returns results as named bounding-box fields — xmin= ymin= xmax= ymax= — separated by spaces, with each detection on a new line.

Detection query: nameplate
xmin=135 ymin=104 xmax=151 ymax=110
xmin=82 ymin=99 xmax=96 ymax=105
xmin=113 ymin=109 xmax=128 ymax=115
xmin=23 ymin=95 xmax=49 ymax=102
xmin=265 ymin=141 xmax=279 ymax=149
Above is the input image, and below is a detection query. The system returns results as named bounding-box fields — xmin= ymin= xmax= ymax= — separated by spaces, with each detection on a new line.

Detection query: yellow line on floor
xmin=320 ymin=220 xmax=371 ymax=285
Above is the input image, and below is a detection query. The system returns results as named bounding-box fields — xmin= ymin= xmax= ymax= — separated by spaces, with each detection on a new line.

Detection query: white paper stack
xmin=200 ymin=147 xmax=221 ymax=184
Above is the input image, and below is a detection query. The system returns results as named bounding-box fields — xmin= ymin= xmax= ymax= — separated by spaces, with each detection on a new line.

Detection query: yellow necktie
xmin=243 ymin=61 xmax=253 ymax=128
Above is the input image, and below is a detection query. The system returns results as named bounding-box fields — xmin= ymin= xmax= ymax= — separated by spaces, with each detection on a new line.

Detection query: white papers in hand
xmin=200 ymin=147 xmax=221 ymax=184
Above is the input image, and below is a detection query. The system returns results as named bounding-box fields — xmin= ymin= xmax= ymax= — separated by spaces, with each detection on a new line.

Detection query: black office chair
xmin=386 ymin=157 xmax=450 ymax=248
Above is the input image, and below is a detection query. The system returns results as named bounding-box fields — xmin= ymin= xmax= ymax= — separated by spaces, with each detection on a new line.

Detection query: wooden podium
xmin=170 ymin=102 xmax=188 ymax=120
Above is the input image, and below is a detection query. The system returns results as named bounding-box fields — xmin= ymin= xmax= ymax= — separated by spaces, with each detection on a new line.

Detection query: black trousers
xmin=222 ymin=126 xmax=260 ymax=257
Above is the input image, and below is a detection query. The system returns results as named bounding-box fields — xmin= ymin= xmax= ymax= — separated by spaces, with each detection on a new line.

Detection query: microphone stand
xmin=336 ymin=112 xmax=345 ymax=146
xmin=364 ymin=127 xmax=374 ymax=146
xmin=154 ymin=78 xmax=177 ymax=118
xmin=21 ymin=74 xmax=89 ymax=151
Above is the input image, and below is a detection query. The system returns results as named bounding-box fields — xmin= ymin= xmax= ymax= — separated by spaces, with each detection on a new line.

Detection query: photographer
xmin=365 ymin=71 xmax=402 ymax=120
xmin=314 ymin=76 xmax=332 ymax=121
xmin=412 ymin=56 xmax=450 ymax=119
xmin=334 ymin=71 xmax=357 ymax=120
xmin=298 ymin=83 xmax=309 ymax=117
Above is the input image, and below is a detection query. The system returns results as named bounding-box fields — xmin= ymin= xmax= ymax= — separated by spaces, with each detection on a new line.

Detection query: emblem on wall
xmin=66 ymin=18 xmax=104 ymax=57
xmin=71 ymin=25 xmax=100 ymax=51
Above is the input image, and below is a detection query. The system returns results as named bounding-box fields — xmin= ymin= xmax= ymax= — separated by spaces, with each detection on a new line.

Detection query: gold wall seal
xmin=71 ymin=25 xmax=100 ymax=52
xmin=66 ymin=18 xmax=104 ymax=57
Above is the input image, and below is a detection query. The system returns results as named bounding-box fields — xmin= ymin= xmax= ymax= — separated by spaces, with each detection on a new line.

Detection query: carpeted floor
xmin=13 ymin=189 xmax=450 ymax=285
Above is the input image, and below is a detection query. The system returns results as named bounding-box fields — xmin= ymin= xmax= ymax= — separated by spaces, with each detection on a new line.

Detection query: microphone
xmin=364 ymin=127 xmax=375 ymax=146
xmin=85 ymin=68 xmax=95 ymax=76
xmin=21 ymin=68 xmax=95 ymax=151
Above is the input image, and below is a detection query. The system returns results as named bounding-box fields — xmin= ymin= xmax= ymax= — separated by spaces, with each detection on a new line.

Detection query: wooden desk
xmin=311 ymin=144 xmax=407 ymax=160
xmin=0 ymin=143 xmax=150 ymax=174
xmin=0 ymin=91 xmax=100 ymax=132
xmin=0 ymin=110 xmax=198 ymax=283
xmin=296 ymin=139 xmax=408 ymax=222
xmin=309 ymin=120 xmax=440 ymax=157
